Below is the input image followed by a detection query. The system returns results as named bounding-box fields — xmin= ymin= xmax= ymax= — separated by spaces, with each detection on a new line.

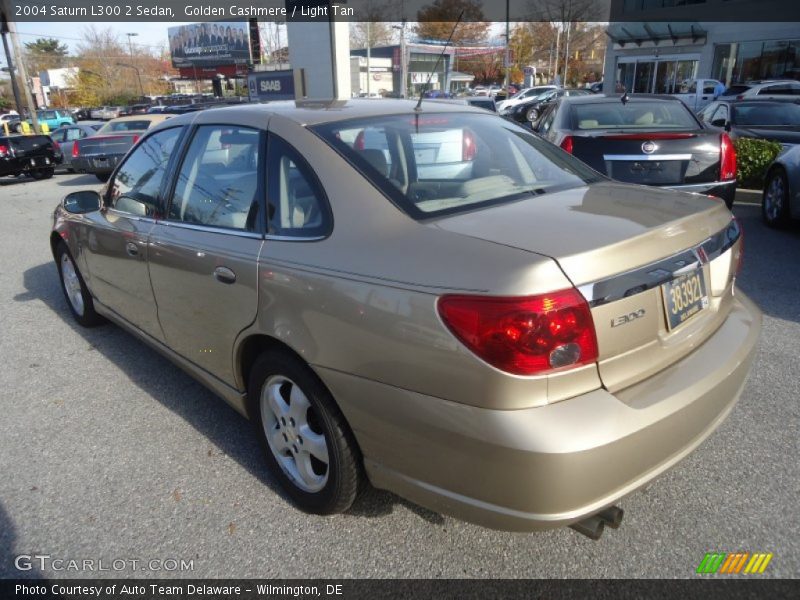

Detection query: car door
xmin=80 ymin=126 xmax=183 ymax=341
xmin=147 ymin=124 xmax=264 ymax=384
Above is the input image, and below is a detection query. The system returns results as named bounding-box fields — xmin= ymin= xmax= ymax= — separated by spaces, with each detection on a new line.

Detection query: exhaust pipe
xmin=598 ymin=505 xmax=624 ymax=529
xmin=569 ymin=505 xmax=624 ymax=540
xmin=569 ymin=515 xmax=605 ymax=540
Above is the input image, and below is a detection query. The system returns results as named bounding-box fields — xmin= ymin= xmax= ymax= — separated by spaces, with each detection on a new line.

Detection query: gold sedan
xmin=51 ymin=100 xmax=760 ymax=538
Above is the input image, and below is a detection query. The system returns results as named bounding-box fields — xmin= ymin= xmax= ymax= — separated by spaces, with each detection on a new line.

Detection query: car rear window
xmin=571 ymin=101 xmax=698 ymax=130
xmin=734 ymin=102 xmax=800 ymax=126
xmin=311 ymin=112 xmax=601 ymax=219
xmin=99 ymin=120 xmax=153 ymax=133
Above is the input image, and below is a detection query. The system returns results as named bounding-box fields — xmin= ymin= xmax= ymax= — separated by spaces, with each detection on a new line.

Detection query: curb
xmin=736 ymin=188 xmax=761 ymax=203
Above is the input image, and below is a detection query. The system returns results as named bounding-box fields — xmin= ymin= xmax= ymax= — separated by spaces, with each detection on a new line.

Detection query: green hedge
xmin=734 ymin=137 xmax=783 ymax=189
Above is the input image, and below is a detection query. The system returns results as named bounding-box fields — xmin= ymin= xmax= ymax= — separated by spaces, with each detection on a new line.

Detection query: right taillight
xmin=0 ymin=143 xmax=9 ymax=158
xmin=437 ymin=289 xmax=598 ymax=376
xmin=560 ymin=135 xmax=574 ymax=154
xmin=72 ymin=142 xmax=79 ymax=158
xmin=720 ymin=133 xmax=736 ymax=181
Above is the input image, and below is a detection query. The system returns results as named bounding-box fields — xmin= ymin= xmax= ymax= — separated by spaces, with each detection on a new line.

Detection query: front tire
xmin=55 ymin=241 xmax=105 ymax=327
xmin=762 ymin=168 xmax=791 ymax=228
xmin=526 ymin=107 xmax=539 ymax=122
xmin=249 ymin=350 xmax=362 ymax=514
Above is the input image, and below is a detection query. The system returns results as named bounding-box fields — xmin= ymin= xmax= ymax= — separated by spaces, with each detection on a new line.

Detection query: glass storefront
xmin=616 ymin=58 xmax=698 ymax=94
xmin=712 ymin=40 xmax=800 ymax=84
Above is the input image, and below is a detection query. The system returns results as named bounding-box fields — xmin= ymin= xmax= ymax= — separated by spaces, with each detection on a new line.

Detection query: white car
xmin=496 ymin=85 xmax=559 ymax=114
xmin=718 ymin=80 xmax=800 ymax=101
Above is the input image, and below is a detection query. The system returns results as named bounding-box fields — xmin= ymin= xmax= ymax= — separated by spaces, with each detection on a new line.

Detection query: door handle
xmin=125 ymin=242 xmax=139 ymax=257
xmin=213 ymin=266 xmax=237 ymax=285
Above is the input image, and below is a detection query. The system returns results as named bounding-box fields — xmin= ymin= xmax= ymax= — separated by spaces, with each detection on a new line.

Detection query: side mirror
xmin=63 ymin=190 xmax=101 ymax=214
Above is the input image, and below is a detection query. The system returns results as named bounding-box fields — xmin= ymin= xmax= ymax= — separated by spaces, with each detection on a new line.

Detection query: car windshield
xmin=572 ymin=101 xmax=698 ymax=130
xmin=312 ymin=112 xmax=601 ymax=219
xmin=734 ymin=102 xmax=800 ymax=126
xmin=99 ymin=120 xmax=152 ymax=133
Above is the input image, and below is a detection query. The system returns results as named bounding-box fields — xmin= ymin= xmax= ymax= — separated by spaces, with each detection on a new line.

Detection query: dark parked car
xmin=531 ymin=94 xmax=737 ymax=207
xmin=698 ymin=98 xmax=800 ymax=149
xmin=0 ymin=134 xmax=62 ymax=179
xmin=508 ymin=88 xmax=592 ymax=124
xmin=71 ymin=115 xmax=169 ymax=181
xmin=761 ymin=144 xmax=800 ymax=228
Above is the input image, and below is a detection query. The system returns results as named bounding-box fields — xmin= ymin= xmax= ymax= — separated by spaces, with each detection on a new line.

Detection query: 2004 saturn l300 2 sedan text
xmin=51 ymin=100 xmax=761 ymax=539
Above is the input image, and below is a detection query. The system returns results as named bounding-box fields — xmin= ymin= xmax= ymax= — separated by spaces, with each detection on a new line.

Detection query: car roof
xmin=105 ymin=114 xmax=170 ymax=124
xmin=560 ymin=94 xmax=684 ymax=105
xmin=155 ymin=98 xmax=491 ymax=128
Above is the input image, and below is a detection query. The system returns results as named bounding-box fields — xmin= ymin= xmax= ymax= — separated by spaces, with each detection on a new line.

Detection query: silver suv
xmin=719 ymin=79 xmax=800 ymax=100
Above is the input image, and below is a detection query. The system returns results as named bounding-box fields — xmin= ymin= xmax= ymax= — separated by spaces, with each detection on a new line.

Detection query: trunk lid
xmin=431 ymin=181 xmax=741 ymax=393
xmin=76 ymin=134 xmax=137 ymax=156
xmin=6 ymin=135 xmax=58 ymax=156
xmin=568 ymin=131 xmax=722 ymax=186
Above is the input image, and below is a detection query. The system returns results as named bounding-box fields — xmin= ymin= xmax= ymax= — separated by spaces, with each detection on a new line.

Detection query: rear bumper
xmin=72 ymin=154 xmax=123 ymax=174
xmin=0 ymin=155 xmax=60 ymax=175
xmin=317 ymin=290 xmax=761 ymax=531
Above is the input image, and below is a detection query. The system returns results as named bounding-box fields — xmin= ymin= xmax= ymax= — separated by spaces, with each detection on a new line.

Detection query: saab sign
xmin=248 ymin=71 xmax=295 ymax=101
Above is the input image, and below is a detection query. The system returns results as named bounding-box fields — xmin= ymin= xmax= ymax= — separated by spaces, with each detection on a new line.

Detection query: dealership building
xmin=603 ymin=0 xmax=800 ymax=94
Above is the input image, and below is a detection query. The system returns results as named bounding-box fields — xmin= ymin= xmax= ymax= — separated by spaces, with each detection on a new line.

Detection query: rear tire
xmin=95 ymin=173 xmax=110 ymax=183
xmin=762 ymin=168 xmax=791 ymax=228
xmin=30 ymin=168 xmax=54 ymax=180
xmin=55 ymin=241 xmax=105 ymax=327
xmin=248 ymin=350 xmax=363 ymax=515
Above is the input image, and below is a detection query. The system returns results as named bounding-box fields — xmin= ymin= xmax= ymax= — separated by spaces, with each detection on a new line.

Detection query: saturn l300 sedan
xmin=51 ymin=99 xmax=760 ymax=538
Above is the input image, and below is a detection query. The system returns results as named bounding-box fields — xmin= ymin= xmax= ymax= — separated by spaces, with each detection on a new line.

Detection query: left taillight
xmin=437 ymin=289 xmax=598 ymax=376
xmin=720 ymin=133 xmax=736 ymax=181
xmin=51 ymin=139 xmax=61 ymax=153
xmin=72 ymin=142 xmax=80 ymax=158
xmin=560 ymin=135 xmax=574 ymax=154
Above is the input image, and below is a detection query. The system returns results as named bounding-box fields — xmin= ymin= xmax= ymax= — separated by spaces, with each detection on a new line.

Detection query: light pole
xmin=392 ymin=20 xmax=408 ymax=98
xmin=125 ymin=32 xmax=138 ymax=58
xmin=116 ymin=62 xmax=144 ymax=97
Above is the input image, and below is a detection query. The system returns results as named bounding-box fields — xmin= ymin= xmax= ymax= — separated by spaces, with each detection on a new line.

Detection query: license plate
xmin=662 ymin=270 xmax=709 ymax=331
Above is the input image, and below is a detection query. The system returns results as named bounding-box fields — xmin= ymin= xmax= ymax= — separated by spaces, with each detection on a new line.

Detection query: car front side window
xmin=168 ymin=125 xmax=261 ymax=232
xmin=108 ymin=127 xmax=182 ymax=218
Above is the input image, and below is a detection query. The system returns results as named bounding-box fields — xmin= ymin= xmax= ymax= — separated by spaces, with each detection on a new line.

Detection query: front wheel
xmin=762 ymin=169 xmax=791 ymax=228
xmin=55 ymin=241 xmax=105 ymax=327
xmin=526 ymin=107 xmax=539 ymax=122
xmin=249 ymin=350 xmax=363 ymax=514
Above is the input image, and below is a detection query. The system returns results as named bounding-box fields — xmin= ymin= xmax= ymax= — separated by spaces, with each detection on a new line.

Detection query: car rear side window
xmin=109 ymin=127 xmax=181 ymax=218
xmin=266 ymin=135 xmax=331 ymax=239
xmin=168 ymin=125 xmax=261 ymax=232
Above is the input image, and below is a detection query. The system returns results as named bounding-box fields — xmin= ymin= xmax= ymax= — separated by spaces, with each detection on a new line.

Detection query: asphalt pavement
xmin=0 ymin=172 xmax=798 ymax=579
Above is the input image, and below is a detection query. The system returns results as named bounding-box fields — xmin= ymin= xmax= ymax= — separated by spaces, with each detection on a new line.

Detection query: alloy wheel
xmin=764 ymin=175 xmax=785 ymax=223
xmin=60 ymin=253 xmax=85 ymax=316
xmin=260 ymin=375 xmax=330 ymax=493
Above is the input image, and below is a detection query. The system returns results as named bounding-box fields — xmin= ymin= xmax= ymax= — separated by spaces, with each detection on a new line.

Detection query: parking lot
xmin=0 ymin=171 xmax=798 ymax=579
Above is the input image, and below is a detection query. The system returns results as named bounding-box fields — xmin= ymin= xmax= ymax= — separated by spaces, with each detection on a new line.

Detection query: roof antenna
xmin=415 ymin=10 xmax=464 ymax=112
